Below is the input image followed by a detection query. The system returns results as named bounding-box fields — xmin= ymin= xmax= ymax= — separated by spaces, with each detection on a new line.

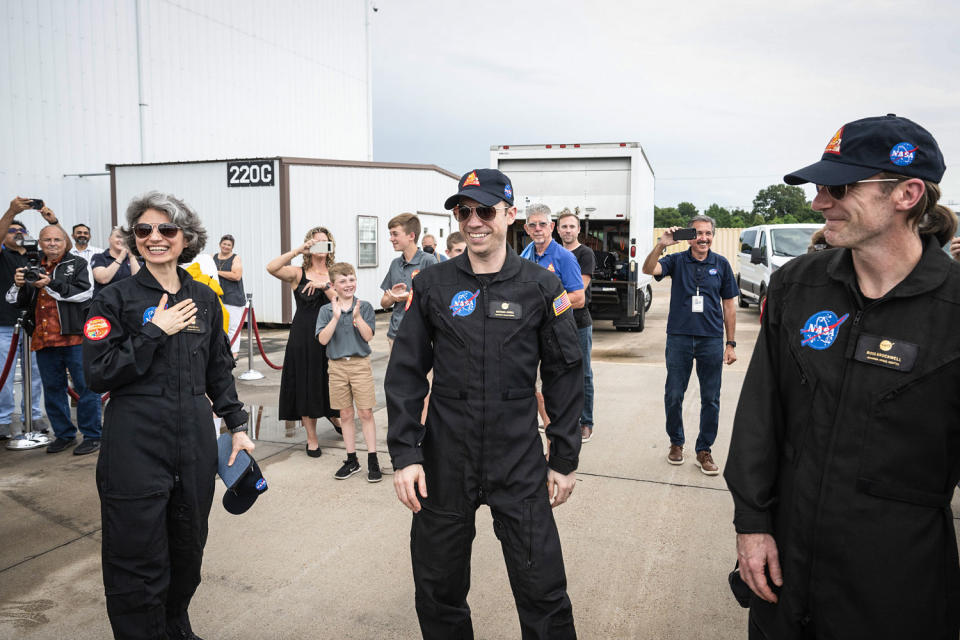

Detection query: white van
xmin=737 ymin=224 xmax=822 ymax=307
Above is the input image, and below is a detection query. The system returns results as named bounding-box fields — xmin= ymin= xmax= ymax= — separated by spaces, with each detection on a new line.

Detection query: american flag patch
xmin=553 ymin=291 xmax=571 ymax=316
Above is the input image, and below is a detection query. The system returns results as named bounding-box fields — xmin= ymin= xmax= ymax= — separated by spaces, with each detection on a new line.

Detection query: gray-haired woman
xmin=82 ymin=191 xmax=253 ymax=640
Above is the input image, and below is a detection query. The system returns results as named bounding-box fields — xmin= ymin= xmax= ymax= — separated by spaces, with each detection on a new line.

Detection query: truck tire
xmin=643 ymin=284 xmax=653 ymax=312
xmin=737 ymin=276 xmax=749 ymax=308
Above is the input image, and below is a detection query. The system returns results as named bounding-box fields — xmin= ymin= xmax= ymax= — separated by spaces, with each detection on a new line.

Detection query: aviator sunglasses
xmin=815 ymin=178 xmax=902 ymax=201
xmin=453 ymin=204 xmax=507 ymax=223
xmin=133 ymin=222 xmax=182 ymax=239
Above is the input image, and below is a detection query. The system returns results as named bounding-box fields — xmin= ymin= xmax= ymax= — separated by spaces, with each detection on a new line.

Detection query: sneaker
xmin=46 ymin=437 xmax=77 ymax=454
xmin=74 ymin=439 xmax=101 ymax=455
xmin=667 ymin=444 xmax=684 ymax=465
xmin=367 ymin=456 xmax=382 ymax=483
xmin=334 ymin=458 xmax=361 ymax=480
xmin=581 ymin=425 xmax=593 ymax=443
xmin=695 ymin=451 xmax=720 ymax=476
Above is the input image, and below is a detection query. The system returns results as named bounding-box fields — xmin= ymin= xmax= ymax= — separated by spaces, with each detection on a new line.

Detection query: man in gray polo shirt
xmin=380 ymin=212 xmax=438 ymax=348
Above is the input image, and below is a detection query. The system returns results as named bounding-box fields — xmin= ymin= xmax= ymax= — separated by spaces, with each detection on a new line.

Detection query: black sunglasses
xmin=453 ymin=204 xmax=506 ymax=223
xmin=815 ymin=178 xmax=902 ymax=201
xmin=133 ymin=222 xmax=181 ymax=239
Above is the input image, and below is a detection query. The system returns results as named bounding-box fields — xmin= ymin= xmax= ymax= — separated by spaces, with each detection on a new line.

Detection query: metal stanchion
xmin=238 ymin=293 xmax=264 ymax=381
xmin=7 ymin=317 xmax=52 ymax=450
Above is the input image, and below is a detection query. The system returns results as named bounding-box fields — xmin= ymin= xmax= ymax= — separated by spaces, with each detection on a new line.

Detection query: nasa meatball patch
xmin=84 ymin=316 xmax=112 ymax=341
xmin=800 ymin=310 xmax=849 ymax=350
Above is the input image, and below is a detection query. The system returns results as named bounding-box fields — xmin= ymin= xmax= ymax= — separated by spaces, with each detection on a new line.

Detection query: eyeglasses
xmin=815 ymin=178 xmax=902 ymax=201
xmin=133 ymin=222 xmax=182 ymax=239
xmin=6 ymin=228 xmax=25 ymax=235
xmin=453 ymin=204 xmax=508 ymax=223
xmin=525 ymin=221 xmax=551 ymax=228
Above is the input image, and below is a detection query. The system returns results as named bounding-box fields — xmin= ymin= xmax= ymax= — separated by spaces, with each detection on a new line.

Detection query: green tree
xmin=704 ymin=203 xmax=731 ymax=227
xmin=677 ymin=202 xmax=698 ymax=223
xmin=654 ymin=206 xmax=684 ymax=227
xmin=752 ymin=185 xmax=816 ymax=222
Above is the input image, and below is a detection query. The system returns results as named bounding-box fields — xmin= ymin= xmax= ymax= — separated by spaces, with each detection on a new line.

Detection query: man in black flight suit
xmin=386 ymin=168 xmax=583 ymax=639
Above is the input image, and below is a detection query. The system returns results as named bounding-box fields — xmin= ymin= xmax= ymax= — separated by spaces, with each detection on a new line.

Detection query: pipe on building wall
xmin=134 ymin=0 xmax=148 ymax=162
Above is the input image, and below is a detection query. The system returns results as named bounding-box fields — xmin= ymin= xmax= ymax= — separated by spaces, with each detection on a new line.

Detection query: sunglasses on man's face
xmin=133 ymin=222 xmax=181 ymax=239
xmin=6 ymin=228 xmax=25 ymax=235
xmin=815 ymin=178 xmax=902 ymax=201
xmin=453 ymin=204 xmax=507 ymax=223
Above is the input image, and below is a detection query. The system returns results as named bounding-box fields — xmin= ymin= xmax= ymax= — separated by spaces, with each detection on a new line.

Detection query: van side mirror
xmin=750 ymin=247 xmax=766 ymax=265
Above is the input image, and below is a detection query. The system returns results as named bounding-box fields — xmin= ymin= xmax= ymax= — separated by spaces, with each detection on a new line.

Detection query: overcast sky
xmin=371 ymin=0 xmax=960 ymax=213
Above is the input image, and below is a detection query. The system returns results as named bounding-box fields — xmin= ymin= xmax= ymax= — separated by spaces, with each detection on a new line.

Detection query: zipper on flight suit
xmin=478 ymin=279 xmax=488 ymax=501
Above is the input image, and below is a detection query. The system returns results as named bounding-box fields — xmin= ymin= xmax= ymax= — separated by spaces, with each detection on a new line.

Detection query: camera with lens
xmin=14 ymin=233 xmax=45 ymax=283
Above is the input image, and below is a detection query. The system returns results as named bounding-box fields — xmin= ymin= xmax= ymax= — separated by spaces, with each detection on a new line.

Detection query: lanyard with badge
xmin=692 ymin=264 xmax=706 ymax=313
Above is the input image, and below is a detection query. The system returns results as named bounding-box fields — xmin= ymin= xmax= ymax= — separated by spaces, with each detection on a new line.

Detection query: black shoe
xmin=367 ymin=455 xmax=382 ymax=483
xmin=46 ymin=437 xmax=77 ymax=453
xmin=166 ymin=626 xmax=204 ymax=640
xmin=74 ymin=439 xmax=101 ymax=455
xmin=327 ymin=416 xmax=342 ymax=435
xmin=306 ymin=444 xmax=322 ymax=458
xmin=334 ymin=458 xmax=361 ymax=480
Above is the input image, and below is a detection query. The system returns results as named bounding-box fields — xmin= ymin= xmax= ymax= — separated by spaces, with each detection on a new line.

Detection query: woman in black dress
xmin=266 ymin=226 xmax=340 ymax=456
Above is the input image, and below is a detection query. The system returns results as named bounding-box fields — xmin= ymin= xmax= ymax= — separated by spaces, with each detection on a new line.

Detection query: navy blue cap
xmin=217 ymin=433 xmax=267 ymax=515
xmin=785 ymin=114 xmax=945 ymax=186
xmin=444 ymin=169 xmax=514 ymax=210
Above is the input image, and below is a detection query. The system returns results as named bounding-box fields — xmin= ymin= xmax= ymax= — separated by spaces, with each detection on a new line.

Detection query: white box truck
xmin=490 ymin=142 xmax=655 ymax=331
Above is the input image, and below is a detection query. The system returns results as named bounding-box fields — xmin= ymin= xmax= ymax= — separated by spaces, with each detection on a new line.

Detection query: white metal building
xmin=1 ymin=0 xmax=372 ymax=241
xmin=110 ymin=157 xmax=457 ymax=323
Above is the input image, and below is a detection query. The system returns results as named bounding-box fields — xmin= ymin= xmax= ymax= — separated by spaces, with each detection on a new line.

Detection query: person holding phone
xmin=641 ymin=217 xmax=739 ymax=475
xmin=266 ymin=226 xmax=341 ymax=455
xmin=82 ymin=191 xmax=252 ymax=640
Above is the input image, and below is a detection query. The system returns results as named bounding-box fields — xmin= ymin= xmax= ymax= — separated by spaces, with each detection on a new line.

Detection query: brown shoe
xmin=667 ymin=444 xmax=684 ymax=465
xmin=695 ymin=450 xmax=720 ymax=476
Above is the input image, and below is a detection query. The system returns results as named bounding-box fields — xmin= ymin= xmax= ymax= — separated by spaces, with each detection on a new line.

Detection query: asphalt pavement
xmin=1 ymin=279 xmax=958 ymax=639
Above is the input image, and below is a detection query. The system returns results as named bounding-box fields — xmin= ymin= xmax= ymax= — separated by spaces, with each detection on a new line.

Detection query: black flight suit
xmin=725 ymin=236 xmax=960 ymax=639
xmin=385 ymin=250 xmax=583 ymax=640
xmin=83 ymin=267 xmax=247 ymax=640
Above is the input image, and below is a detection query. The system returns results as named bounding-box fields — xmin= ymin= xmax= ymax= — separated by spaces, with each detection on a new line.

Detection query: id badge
xmin=692 ymin=295 xmax=704 ymax=313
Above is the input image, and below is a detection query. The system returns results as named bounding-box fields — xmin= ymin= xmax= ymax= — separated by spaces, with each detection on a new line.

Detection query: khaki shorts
xmin=328 ymin=356 xmax=376 ymax=410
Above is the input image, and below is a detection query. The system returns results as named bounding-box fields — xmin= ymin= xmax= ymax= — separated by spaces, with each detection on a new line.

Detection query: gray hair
xmin=526 ymin=203 xmax=552 ymax=222
xmin=688 ymin=215 xmax=716 ymax=232
xmin=123 ymin=191 xmax=207 ymax=264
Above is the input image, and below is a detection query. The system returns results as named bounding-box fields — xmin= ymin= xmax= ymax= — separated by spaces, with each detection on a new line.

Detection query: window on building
xmin=358 ymin=215 xmax=378 ymax=268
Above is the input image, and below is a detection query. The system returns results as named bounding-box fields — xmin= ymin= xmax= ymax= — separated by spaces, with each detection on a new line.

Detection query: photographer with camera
xmin=14 ymin=216 xmax=100 ymax=455
xmin=0 ymin=197 xmax=46 ymax=440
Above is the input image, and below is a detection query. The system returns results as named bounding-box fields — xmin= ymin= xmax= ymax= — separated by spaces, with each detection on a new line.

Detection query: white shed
xmin=109 ymin=157 xmax=458 ymax=323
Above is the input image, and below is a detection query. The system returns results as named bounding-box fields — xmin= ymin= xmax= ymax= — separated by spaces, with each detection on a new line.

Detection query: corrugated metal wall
xmin=654 ymin=228 xmax=743 ymax=267
xmin=288 ymin=164 xmax=457 ymax=312
xmin=1 ymin=0 xmax=370 ymax=240
xmin=114 ymin=161 xmax=283 ymax=319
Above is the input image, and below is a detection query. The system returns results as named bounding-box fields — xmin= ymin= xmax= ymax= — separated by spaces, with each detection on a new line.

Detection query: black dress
xmin=278 ymin=270 xmax=339 ymax=421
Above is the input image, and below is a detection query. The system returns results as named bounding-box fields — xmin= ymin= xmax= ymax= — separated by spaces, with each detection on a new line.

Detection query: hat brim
xmin=784 ymin=159 xmax=879 ymax=186
xmin=443 ymin=186 xmax=505 ymax=210
xmin=223 ymin=488 xmax=259 ymax=515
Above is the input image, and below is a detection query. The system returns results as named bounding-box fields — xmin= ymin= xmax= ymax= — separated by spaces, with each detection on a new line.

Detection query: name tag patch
xmin=854 ymin=334 xmax=918 ymax=372
xmin=489 ymin=300 xmax=522 ymax=320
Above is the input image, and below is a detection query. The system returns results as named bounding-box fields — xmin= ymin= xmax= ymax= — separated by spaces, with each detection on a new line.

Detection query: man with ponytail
xmin=725 ymin=115 xmax=959 ymax=639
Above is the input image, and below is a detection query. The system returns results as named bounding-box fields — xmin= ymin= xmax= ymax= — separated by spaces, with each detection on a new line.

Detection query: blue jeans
xmin=577 ymin=325 xmax=594 ymax=427
xmin=35 ymin=345 xmax=101 ymax=441
xmin=664 ymin=334 xmax=723 ymax=453
xmin=0 ymin=325 xmax=44 ymax=427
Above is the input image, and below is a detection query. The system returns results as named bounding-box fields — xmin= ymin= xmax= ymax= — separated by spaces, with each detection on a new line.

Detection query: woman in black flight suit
xmin=83 ymin=191 xmax=253 ymax=640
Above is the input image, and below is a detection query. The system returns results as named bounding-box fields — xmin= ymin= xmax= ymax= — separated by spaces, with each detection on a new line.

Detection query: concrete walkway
xmin=1 ymin=279 xmax=957 ymax=639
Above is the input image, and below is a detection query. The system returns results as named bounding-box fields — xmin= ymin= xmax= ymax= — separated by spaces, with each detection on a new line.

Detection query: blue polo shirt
xmin=520 ymin=240 xmax=584 ymax=294
xmin=656 ymin=249 xmax=738 ymax=337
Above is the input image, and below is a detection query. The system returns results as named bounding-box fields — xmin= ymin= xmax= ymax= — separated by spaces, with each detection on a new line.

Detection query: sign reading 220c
xmin=227 ymin=161 xmax=275 ymax=187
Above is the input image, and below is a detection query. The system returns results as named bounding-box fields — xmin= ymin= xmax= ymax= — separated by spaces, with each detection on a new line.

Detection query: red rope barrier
xmin=67 ymin=383 xmax=110 ymax=404
xmin=250 ymin=307 xmax=283 ymax=370
xmin=0 ymin=330 xmax=20 ymax=389
xmin=228 ymin=307 xmax=248 ymax=347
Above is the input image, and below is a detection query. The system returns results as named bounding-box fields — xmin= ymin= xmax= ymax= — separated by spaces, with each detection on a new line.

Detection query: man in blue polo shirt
xmin=642 ymin=215 xmax=738 ymax=476
xmin=521 ymin=203 xmax=585 ymax=429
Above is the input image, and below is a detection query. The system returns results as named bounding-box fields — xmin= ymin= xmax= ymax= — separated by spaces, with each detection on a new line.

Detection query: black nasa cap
xmin=784 ymin=114 xmax=946 ymax=186
xmin=217 ymin=433 xmax=268 ymax=515
xmin=444 ymin=168 xmax=514 ymax=210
